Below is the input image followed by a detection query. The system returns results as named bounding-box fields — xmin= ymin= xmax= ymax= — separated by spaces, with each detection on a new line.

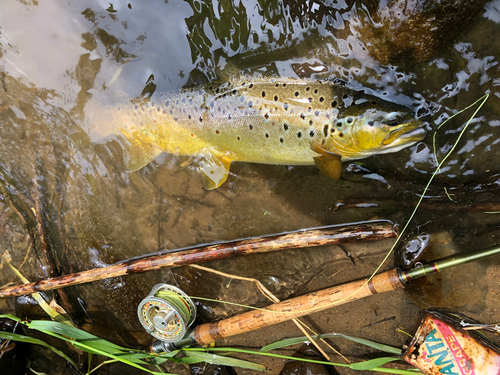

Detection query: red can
xmin=404 ymin=311 xmax=500 ymax=375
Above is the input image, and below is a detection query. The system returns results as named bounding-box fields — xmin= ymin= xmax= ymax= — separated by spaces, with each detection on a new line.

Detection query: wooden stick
xmin=334 ymin=199 xmax=500 ymax=213
xmin=193 ymin=268 xmax=404 ymax=345
xmin=0 ymin=220 xmax=396 ymax=298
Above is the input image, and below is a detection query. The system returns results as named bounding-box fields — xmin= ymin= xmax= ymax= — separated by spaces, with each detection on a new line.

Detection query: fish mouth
xmin=382 ymin=121 xmax=426 ymax=146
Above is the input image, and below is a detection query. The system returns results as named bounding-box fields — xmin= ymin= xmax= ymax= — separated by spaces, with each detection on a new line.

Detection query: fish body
xmin=92 ymin=77 xmax=426 ymax=189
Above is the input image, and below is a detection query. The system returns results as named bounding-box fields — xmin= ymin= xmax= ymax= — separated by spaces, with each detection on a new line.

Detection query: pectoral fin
xmin=120 ymin=129 xmax=163 ymax=172
xmin=198 ymin=154 xmax=232 ymax=190
xmin=311 ymin=142 xmax=342 ymax=179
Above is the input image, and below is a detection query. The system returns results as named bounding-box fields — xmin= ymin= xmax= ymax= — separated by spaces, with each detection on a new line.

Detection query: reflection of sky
xmin=0 ymin=1 xmax=88 ymax=107
xmin=0 ymin=0 xmax=195 ymax=104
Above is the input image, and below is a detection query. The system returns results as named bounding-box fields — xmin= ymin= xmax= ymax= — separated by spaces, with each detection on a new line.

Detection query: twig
xmin=188 ymin=264 xmax=333 ymax=361
xmin=0 ymin=220 xmax=396 ymax=298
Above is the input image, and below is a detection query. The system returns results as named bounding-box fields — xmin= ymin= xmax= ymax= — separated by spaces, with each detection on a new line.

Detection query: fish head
xmin=332 ymin=101 xmax=426 ymax=157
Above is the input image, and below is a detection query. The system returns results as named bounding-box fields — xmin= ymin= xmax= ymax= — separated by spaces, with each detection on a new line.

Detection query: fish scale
xmin=89 ymin=77 xmax=426 ymax=189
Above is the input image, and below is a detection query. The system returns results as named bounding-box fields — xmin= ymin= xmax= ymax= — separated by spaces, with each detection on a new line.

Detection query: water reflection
xmin=0 ymin=0 xmax=500 ymax=372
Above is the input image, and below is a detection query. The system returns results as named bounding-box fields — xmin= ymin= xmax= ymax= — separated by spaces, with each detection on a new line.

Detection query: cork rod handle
xmin=193 ymin=268 xmax=404 ymax=345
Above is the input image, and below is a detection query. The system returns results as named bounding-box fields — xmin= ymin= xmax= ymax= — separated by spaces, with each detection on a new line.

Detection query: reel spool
xmin=138 ymin=283 xmax=196 ymax=343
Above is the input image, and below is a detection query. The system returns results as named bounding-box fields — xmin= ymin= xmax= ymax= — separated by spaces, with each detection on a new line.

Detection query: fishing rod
xmin=137 ymin=244 xmax=500 ymax=352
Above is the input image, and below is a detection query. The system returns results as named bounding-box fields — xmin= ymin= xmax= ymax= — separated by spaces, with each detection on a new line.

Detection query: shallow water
xmin=1 ymin=1 xmax=500 ymax=374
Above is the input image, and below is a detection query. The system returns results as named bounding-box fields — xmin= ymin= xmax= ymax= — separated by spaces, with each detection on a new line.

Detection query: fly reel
xmin=138 ymin=283 xmax=196 ymax=344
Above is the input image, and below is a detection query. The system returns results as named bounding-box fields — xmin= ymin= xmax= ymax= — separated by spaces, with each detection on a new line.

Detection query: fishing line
xmin=187 ymin=94 xmax=491 ymax=318
xmin=353 ymin=93 xmax=490 ymax=301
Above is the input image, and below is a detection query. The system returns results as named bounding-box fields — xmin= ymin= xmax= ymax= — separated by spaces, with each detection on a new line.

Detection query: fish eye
xmin=346 ymin=117 xmax=353 ymax=124
xmin=391 ymin=121 xmax=399 ymax=126
xmin=367 ymin=121 xmax=374 ymax=126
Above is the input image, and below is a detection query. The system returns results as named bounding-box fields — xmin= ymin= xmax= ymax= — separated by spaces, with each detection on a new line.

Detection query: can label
xmin=404 ymin=312 xmax=500 ymax=375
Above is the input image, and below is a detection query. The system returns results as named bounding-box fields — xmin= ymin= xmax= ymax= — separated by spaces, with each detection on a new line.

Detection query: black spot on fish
xmin=331 ymin=100 xmax=337 ymax=108
xmin=295 ymin=92 xmax=299 ymax=97
xmin=199 ymin=117 xmax=203 ymax=122
xmin=330 ymin=128 xmax=335 ymax=133
xmin=280 ymin=137 xmax=284 ymax=143
xmin=228 ymin=114 xmax=232 ymax=119
xmin=237 ymin=136 xmax=240 ymax=140
xmin=343 ymin=94 xmax=348 ymax=99
xmin=274 ymin=95 xmax=278 ymax=101
xmin=339 ymin=133 xmax=344 ymax=137
xmin=310 ymin=130 xmax=315 ymax=137
xmin=157 ymin=107 xmax=161 ymax=112
xmin=306 ymin=87 xmax=310 ymax=91
xmin=284 ymin=103 xmax=289 ymax=110
xmin=262 ymin=91 xmax=266 ymax=98
xmin=314 ymin=89 xmax=318 ymax=94
xmin=300 ymin=113 xmax=306 ymax=120
xmin=249 ymin=125 xmax=253 ymax=130
xmin=347 ymin=117 xmax=353 ymax=124
xmin=308 ymin=98 xmax=313 ymax=103
xmin=323 ymin=124 xmax=328 ymax=137
xmin=188 ymin=115 xmax=192 ymax=119
xmin=368 ymin=121 xmax=374 ymax=126
xmin=276 ymin=83 xmax=279 ymax=87
xmin=372 ymin=101 xmax=377 ymax=105
xmin=319 ymin=97 xmax=324 ymax=102
xmin=265 ymin=132 xmax=269 ymax=138
xmin=249 ymin=84 xmax=254 ymax=88
xmin=264 ymin=113 xmax=270 ymax=119
xmin=309 ymin=120 xmax=313 ymax=126
xmin=248 ymin=101 xmax=253 ymax=107
xmin=308 ymin=107 xmax=312 ymax=112
xmin=391 ymin=121 xmax=399 ymax=126
xmin=283 ymin=83 xmax=287 ymax=87
xmin=284 ymin=123 xmax=289 ymax=130
xmin=216 ymin=130 xmax=220 ymax=134
xmin=297 ymin=132 xmax=302 ymax=138
xmin=232 ymin=89 xmax=237 ymax=94
xmin=336 ymin=121 xmax=342 ymax=127
xmin=315 ymin=111 xmax=320 ymax=116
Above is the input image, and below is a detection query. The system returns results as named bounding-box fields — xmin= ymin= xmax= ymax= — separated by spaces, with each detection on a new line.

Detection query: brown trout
xmin=90 ymin=77 xmax=426 ymax=189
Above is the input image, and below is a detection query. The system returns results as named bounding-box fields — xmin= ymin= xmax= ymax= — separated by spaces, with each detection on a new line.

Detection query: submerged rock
xmin=354 ymin=0 xmax=489 ymax=65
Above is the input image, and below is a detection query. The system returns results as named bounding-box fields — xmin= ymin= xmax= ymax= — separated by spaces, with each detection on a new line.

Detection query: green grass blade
xmin=350 ymin=357 xmax=400 ymax=370
xmin=186 ymin=347 xmax=420 ymax=374
xmin=0 ymin=331 xmax=78 ymax=369
xmin=183 ymin=351 xmax=266 ymax=372
xmin=0 ymin=313 xmax=21 ymax=322
xmin=261 ymin=333 xmax=402 ymax=354
xmin=28 ymin=320 xmax=135 ymax=354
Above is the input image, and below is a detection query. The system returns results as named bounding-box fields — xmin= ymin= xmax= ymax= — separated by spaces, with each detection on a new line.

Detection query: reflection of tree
xmin=182 ymin=0 xmax=343 ymax=84
xmin=81 ymin=8 xmax=136 ymax=64
xmin=183 ymin=0 xmax=490 ymax=83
